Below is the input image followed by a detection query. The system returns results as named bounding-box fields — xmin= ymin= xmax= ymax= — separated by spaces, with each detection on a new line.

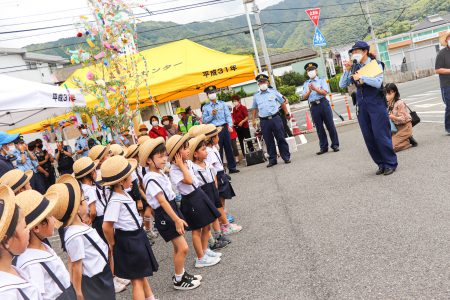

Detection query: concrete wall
xmin=0 ymin=53 xmax=60 ymax=84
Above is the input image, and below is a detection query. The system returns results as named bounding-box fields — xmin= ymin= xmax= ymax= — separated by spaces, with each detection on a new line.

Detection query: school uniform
xmin=192 ymin=162 xmax=221 ymax=208
xmin=143 ymin=171 xmax=185 ymax=242
xmin=206 ymin=146 xmax=235 ymax=199
xmin=170 ymin=160 xmax=220 ymax=230
xmin=0 ymin=267 xmax=42 ymax=300
xmin=15 ymin=244 xmax=76 ymax=300
xmin=82 ymin=183 xmax=108 ymax=242
xmin=103 ymin=192 xmax=158 ymax=279
xmin=64 ymin=224 xmax=115 ymax=300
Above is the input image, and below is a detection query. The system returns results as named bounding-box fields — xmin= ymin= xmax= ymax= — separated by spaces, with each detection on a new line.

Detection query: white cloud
xmin=0 ymin=0 xmax=283 ymax=48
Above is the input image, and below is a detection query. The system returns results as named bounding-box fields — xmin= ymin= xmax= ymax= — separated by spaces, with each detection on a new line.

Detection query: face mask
xmin=151 ymin=121 xmax=159 ymax=127
xmin=208 ymin=93 xmax=217 ymax=100
xmin=352 ymin=53 xmax=363 ymax=63
xmin=81 ymin=129 xmax=87 ymax=135
xmin=162 ymin=121 xmax=169 ymax=126
xmin=6 ymin=145 xmax=15 ymax=155
xmin=307 ymin=70 xmax=316 ymax=79
xmin=259 ymin=84 xmax=268 ymax=91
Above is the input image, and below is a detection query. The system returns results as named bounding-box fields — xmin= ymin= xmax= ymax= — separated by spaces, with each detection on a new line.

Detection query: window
xmin=26 ymin=61 xmax=37 ymax=70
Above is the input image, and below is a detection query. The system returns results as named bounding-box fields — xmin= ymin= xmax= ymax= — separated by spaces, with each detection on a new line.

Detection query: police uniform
xmin=75 ymin=136 xmax=89 ymax=157
xmin=64 ymin=224 xmax=115 ymax=300
xmin=143 ymin=171 xmax=184 ymax=242
xmin=15 ymin=244 xmax=76 ymax=300
xmin=339 ymin=41 xmax=398 ymax=174
xmin=252 ymin=74 xmax=291 ymax=166
xmin=302 ymin=62 xmax=340 ymax=154
xmin=192 ymin=161 xmax=221 ymax=208
xmin=0 ymin=266 xmax=43 ymax=300
xmin=202 ymin=86 xmax=238 ymax=173
xmin=206 ymin=146 xmax=235 ymax=200
xmin=82 ymin=183 xmax=108 ymax=243
xmin=170 ymin=160 xmax=221 ymax=230
xmin=103 ymin=192 xmax=159 ymax=279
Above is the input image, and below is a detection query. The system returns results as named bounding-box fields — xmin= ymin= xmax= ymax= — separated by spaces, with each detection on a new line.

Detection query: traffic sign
xmin=305 ymin=8 xmax=320 ymax=27
xmin=313 ymin=27 xmax=326 ymax=47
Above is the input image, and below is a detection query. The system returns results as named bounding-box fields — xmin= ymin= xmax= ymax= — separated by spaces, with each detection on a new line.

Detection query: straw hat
xmin=139 ymin=124 xmax=148 ymax=132
xmin=15 ymin=190 xmax=58 ymax=229
xmin=73 ymin=157 xmax=98 ymax=179
xmin=188 ymin=134 xmax=207 ymax=161
xmin=440 ymin=30 xmax=450 ymax=46
xmin=188 ymin=124 xmax=207 ymax=138
xmin=203 ymin=124 xmax=222 ymax=139
xmin=99 ymin=156 xmax=137 ymax=186
xmin=88 ymin=144 xmax=110 ymax=161
xmin=46 ymin=174 xmax=82 ymax=227
xmin=0 ymin=169 xmax=33 ymax=193
xmin=0 ymin=185 xmax=19 ymax=242
xmin=110 ymin=144 xmax=126 ymax=156
xmin=138 ymin=135 xmax=150 ymax=145
xmin=125 ymin=144 xmax=140 ymax=159
xmin=166 ymin=134 xmax=191 ymax=162
xmin=138 ymin=137 xmax=165 ymax=167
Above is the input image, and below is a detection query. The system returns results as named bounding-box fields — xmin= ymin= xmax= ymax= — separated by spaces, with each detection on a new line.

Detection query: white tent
xmin=0 ymin=74 xmax=86 ymax=133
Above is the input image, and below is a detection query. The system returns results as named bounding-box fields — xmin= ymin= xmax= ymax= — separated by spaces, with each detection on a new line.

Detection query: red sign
xmin=305 ymin=8 xmax=320 ymax=27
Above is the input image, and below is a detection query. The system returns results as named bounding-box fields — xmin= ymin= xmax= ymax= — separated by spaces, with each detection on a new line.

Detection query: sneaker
xmin=113 ymin=277 xmax=127 ymax=293
xmin=218 ymin=234 xmax=232 ymax=244
xmin=146 ymin=229 xmax=159 ymax=240
xmin=221 ymin=224 xmax=242 ymax=235
xmin=205 ymin=248 xmax=222 ymax=258
xmin=229 ymin=223 xmax=242 ymax=232
xmin=226 ymin=213 xmax=235 ymax=223
xmin=173 ymin=274 xmax=201 ymax=290
xmin=184 ymin=271 xmax=202 ymax=282
xmin=210 ymin=237 xmax=228 ymax=250
xmin=208 ymin=236 xmax=215 ymax=248
xmin=194 ymin=255 xmax=221 ymax=268
xmin=115 ymin=277 xmax=130 ymax=286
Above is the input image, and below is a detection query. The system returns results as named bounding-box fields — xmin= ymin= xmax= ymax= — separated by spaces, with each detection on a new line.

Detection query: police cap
xmin=255 ymin=74 xmax=269 ymax=82
xmin=304 ymin=62 xmax=318 ymax=70
xmin=349 ymin=41 xmax=370 ymax=53
xmin=204 ymin=85 xmax=217 ymax=94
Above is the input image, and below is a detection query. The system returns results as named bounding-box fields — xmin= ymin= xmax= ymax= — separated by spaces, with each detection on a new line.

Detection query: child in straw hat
xmin=204 ymin=125 xmax=242 ymax=235
xmin=14 ymin=189 xmax=76 ymax=299
xmin=0 ymin=185 xmax=41 ymax=299
xmin=0 ymin=169 xmax=33 ymax=195
xmin=139 ymin=137 xmax=202 ymax=290
xmin=167 ymin=134 xmax=222 ymax=268
xmin=48 ymin=175 xmax=115 ymax=300
xmin=101 ymin=156 xmax=159 ymax=300
xmin=189 ymin=134 xmax=230 ymax=250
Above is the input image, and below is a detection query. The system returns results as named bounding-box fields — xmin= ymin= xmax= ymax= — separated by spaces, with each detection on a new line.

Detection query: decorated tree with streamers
xmin=69 ymin=0 xmax=156 ymax=138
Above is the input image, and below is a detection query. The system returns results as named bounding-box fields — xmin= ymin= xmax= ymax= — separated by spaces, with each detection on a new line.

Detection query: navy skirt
xmin=217 ymin=170 xmax=236 ymax=200
xmin=154 ymin=201 xmax=185 ymax=242
xmin=181 ymin=188 xmax=221 ymax=230
xmin=113 ymin=228 xmax=159 ymax=279
xmin=201 ymin=182 xmax=222 ymax=208
xmin=55 ymin=285 xmax=77 ymax=300
xmin=92 ymin=215 xmax=106 ymax=244
xmin=81 ymin=264 xmax=115 ymax=300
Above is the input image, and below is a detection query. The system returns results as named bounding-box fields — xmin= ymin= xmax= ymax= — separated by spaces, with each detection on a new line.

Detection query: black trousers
xmin=235 ymin=126 xmax=253 ymax=154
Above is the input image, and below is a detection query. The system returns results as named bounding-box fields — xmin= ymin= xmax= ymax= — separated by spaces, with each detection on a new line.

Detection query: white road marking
xmin=415 ymin=103 xmax=445 ymax=108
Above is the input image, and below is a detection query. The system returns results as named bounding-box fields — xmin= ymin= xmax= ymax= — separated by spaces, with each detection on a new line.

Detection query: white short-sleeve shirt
xmin=143 ymin=171 xmax=176 ymax=209
xmin=169 ymin=160 xmax=199 ymax=195
xmin=81 ymin=184 xmax=107 ymax=216
xmin=15 ymin=244 xmax=71 ymax=300
xmin=192 ymin=161 xmax=216 ymax=186
xmin=103 ymin=192 xmax=142 ymax=230
xmin=64 ymin=225 xmax=108 ymax=278
xmin=206 ymin=146 xmax=224 ymax=172
xmin=0 ymin=266 xmax=42 ymax=300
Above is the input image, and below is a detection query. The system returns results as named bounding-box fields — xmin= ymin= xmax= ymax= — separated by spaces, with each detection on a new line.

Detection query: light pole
xmin=243 ymin=0 xmax=262 ymax=73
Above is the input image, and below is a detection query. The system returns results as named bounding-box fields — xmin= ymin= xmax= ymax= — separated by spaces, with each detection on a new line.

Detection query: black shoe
xmin=409 ymin=136 xmax=418 ymax=147
xmin=383 ymin=168 xmax=395 ymax=176
xmin=229 ymin=169 xmax=240 ymax=174
xmin=316 ymin=149 xmax=328 ymax=155
xmin=210 ymin=237 xmax=228 ymax=250
xmin=173 ymin=274 xmax=201 ymax=290
xmin=267 ymin=162 xmax=277 ymax=168
xmin=218 ymin=234 xmax=232 ymax=245
xmin=332 ymin=147 xmax=340 ymax=152
xmin=376 ymin=168 xmax=385 ymax=175
xmin=183 ymin=271 xmax=202 ymax=282
xmin=284 ymin=159 xmax=291 ymax=164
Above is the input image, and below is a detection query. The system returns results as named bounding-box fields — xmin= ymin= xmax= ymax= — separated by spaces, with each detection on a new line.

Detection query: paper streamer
xmin=94 ymin=51 xmax=106 ymax=60
xmin=75 ymin=113 xmax=82 ymax=125
xmin=91 ymin=115 xmax=99 ymax=130
xmin=102 ymin=91 xmax=111 ymax=109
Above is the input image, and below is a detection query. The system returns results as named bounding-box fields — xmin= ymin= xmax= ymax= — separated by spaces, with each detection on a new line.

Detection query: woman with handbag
xmin=385 ymin=83 xmax=418 ymax=152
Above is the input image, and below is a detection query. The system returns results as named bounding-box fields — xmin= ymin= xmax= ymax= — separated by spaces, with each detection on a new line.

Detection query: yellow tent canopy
xmin=9 ymin=39 xmax=256 ymax=134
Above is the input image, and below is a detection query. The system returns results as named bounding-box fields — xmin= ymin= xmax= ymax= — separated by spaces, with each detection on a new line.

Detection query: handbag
xmin=405 ymin=104 xmax=420 ymax=127
xmin=389 ymin=119 xmax=397 ymax=133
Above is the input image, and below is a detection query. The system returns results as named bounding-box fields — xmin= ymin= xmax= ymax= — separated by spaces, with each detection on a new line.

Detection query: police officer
xmin=251 ymin=74 xmax=291 ymax=167
xmin=302 ymin=62 xmax=340 ymax=155
xmin=75 ymin=124 xmax=89 ymax=157
xmin=177 ymin=107 xmax=199 ymax=134
xmin=339 ymin=41 xmax=398 ymax=175
xmin=202 ymin=85 xmax=239 ymax=173
xmin=0 ymin=131 xmax=19 ymax=177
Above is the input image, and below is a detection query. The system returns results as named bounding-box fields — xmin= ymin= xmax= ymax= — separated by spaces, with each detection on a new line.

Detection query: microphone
xmin=350 ymin=59 xmax=358 ymax=75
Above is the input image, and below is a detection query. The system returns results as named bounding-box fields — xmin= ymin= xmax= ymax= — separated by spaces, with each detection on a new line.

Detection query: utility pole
xmin=251 ymin=1 xmax=276 ymax=89
xmin=364 ymin=0 xmax=379 ymax=56
xmin=243 ymin=1 xmax=262 ymax=73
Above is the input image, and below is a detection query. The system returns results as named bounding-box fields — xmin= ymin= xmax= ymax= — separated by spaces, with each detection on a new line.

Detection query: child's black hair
xmin=204 ymin=137 xmax=214 ymax=146
xmin=195 ymin=140 xmax=206 ymax=152
xmin=149 ymin=143 xmax=166 ymax=159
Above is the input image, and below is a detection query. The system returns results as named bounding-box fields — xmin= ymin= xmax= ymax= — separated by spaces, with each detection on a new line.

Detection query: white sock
xmin=145 ymin=295 xmax=156 ymax=300
xmin=175 ymin=273 xmax=183 ymax=282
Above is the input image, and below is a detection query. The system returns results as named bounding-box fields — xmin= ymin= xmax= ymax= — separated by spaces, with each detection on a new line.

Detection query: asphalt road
xmin=291 ymin=75 xmax=445 ymax=129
